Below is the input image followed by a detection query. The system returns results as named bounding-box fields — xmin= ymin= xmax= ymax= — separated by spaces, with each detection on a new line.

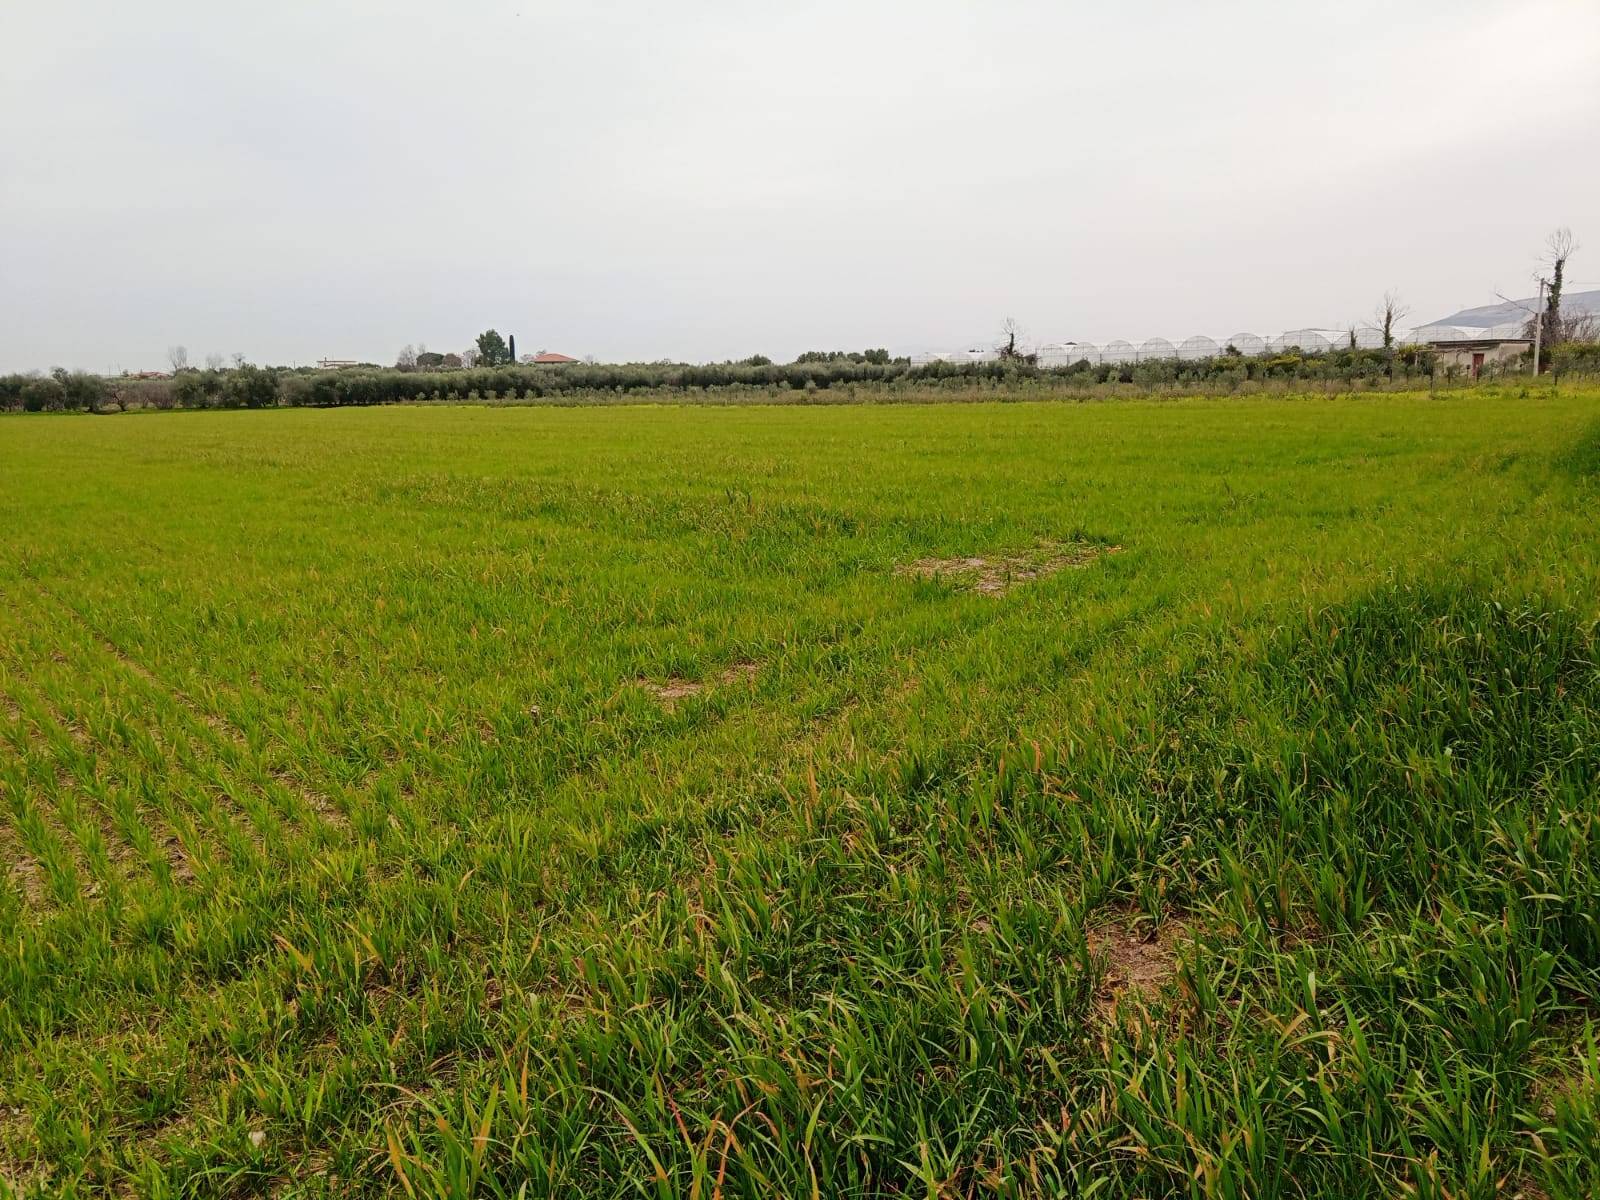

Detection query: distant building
xmin=316 ymin=358 xmax=361 ymax=370
xmin=520 ymin=351 xmax=580 ymax=365
xmin=1413 ymin=326 xmax=1532 ymax=378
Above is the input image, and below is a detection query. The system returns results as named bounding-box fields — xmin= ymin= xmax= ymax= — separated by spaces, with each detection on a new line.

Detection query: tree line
xmin=0 ymin=364 xmax=282 ymax=412
xmin=5 ymin=344 xmax=1566 ymax=414
xmin=8 ymin=337 xmax=1600 ymax=415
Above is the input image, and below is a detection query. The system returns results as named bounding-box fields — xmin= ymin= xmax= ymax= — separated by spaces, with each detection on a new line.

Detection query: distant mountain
xmin=1429 ymin=289 xmax=1600 ymax=329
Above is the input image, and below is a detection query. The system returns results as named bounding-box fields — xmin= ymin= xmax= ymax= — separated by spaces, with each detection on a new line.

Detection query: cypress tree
xmin=508 ymin=334 xmax=516 ymax=365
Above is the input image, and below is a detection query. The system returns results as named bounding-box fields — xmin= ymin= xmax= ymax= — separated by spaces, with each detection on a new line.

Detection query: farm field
xmin=2 ymin=388 xmax=1600 ymax=1197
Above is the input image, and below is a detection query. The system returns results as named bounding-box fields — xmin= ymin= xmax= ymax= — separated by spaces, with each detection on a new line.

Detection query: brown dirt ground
xmin=900 ymin=540 xmax=1120 ymax=595
xmin=638 ymin=661 xmax=760 ymax=707
xmin=1088 ymin=912 xmax=1191 ymax=1016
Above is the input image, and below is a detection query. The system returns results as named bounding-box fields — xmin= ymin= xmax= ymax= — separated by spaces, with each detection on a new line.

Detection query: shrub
xmin=51 ymin=369 xmax=106 ymax=412
xmin=174 ymin=372 xmax=213 ymax=409
xmin=227 ymin=364 xmax=280 ymax=409
xmin=21 ymin=376 xmax=66 ymax=412
xmin=0 ymin=374 xmax=30 ymax=411
xmin=1552 ymin=341 xmax=1600 ymax=377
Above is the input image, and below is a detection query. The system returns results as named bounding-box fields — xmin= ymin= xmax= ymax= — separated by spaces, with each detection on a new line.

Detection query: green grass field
xmin=3 ymin=386 xmax=1600 ymax=1198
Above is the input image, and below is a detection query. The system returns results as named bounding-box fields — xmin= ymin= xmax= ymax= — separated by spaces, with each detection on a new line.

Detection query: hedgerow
xmin=4 ymin=343 xmax=1595 ymax=413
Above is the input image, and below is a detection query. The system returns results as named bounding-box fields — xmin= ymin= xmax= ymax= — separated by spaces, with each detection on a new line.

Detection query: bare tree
xmin=1568 ymin=311 xmax=1599 ymax=343
xmin=168 ymin=345 xmax=188 ymax=373
xmin=1536 ymin=228 xmax=1580 ymax=367
xmin=397 ymin=344 xmax=417 ymax=370
xmin=204 ymin=352 xmax=224 ymax=371
xmin=1373 ymin=290 xmax=1409 ymax=350
xmin=231 ymin=351 xmax=246 ymax=369
xmin=996 ymin=316 xmax=1025 ymax=359
xmin=460 ymin=346 xmax=480 ymax=368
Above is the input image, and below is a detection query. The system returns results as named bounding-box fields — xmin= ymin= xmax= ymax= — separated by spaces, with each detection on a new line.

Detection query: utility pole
xmin=1531 ymin=277 xmax=1547 ymax=375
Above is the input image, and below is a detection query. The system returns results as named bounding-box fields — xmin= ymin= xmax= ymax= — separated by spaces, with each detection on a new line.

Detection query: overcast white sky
xmin=3 ymin=0 xmax=1598 ymax=372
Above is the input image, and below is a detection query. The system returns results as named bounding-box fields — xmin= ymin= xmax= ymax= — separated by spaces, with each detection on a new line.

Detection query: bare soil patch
xmin=1088 ymin=911 xmax=1192 ymax=1016
xmin=900 ymin=540 xmax=1119 ymax=595
xmin=1 ymin=836 xmax=51 ymax=912
xmin=638 ymin=661 xmax=760 ymax=708
xmin=642 ymin=678 xmax=704 ymax=704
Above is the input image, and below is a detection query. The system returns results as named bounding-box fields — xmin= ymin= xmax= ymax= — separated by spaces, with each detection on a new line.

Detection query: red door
xmin=1471 ymin=352 xmax=1485 ymax=379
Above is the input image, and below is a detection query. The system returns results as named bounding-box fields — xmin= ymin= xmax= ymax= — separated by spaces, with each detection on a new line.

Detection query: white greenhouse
xmin=1036 ymin=342 xmax=1081 ymax=368
xmin=1272 ymin=329 xmax=1334 ymax=354
xmin=964 ymin=317 xmax=1529 ymax=368
xmin=1177 ymin=335 xmax=1220 ymax=361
